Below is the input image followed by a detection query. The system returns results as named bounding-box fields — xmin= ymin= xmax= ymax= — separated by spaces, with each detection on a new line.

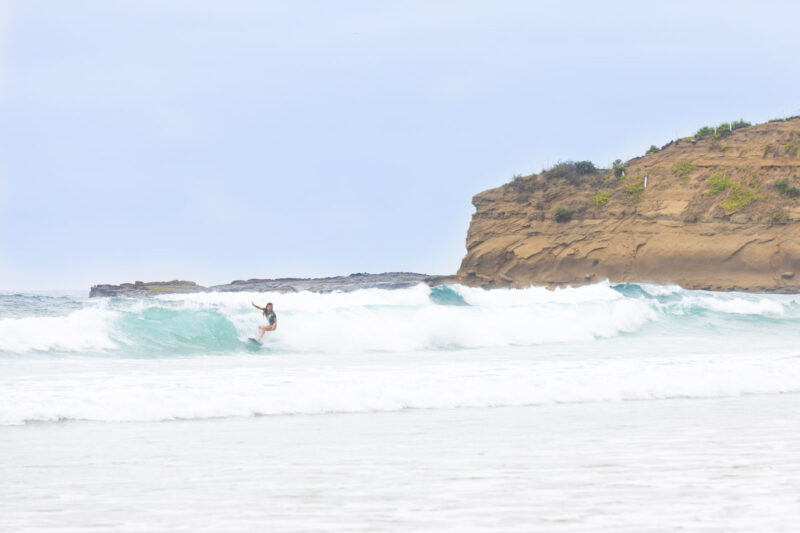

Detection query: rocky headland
xmin=457 ymin=117 xmax=800 ymax=292
xmin=92 ymin=117 xmax=800 ymax=296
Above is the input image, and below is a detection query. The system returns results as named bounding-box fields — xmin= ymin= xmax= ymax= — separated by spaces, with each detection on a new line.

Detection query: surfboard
xmin=247 ymin=337 xmax=263 ymax=346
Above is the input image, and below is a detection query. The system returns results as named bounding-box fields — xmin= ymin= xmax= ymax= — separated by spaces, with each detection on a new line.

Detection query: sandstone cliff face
xmin=458 ymin=118 xmax=800 ymax=292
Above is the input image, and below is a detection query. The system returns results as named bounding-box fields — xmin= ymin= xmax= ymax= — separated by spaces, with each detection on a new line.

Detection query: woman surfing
xmin=250 ymin=301 xmax=277 ymax=344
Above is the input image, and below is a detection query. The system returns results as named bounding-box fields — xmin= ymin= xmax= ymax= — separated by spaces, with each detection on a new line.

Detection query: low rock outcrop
xmin=90 ymin=273 xmax=456 ymax=297
xmin=89 ymin=280 xmax=204 ymax=298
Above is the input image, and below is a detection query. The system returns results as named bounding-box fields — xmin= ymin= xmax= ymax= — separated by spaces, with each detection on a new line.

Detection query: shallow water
xmin=3 ymin=396 xmax=800 ymax=532
xmin=2 ymin=283 xmax=800 ymax=530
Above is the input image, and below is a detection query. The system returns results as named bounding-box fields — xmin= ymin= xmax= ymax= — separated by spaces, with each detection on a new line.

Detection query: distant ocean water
xmin=2 ymin=282 xmax=800 ymax=531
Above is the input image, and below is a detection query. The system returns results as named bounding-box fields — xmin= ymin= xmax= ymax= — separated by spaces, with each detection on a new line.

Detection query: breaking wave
xmin=3 ymin=283 xmax=800 ymax=425
xmin=1 ymin=283 xmax=799 ymax=356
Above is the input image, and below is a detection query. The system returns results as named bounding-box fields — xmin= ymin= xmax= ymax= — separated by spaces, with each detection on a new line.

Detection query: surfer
xmin=251 ymin=301 xmax=277 ymax=341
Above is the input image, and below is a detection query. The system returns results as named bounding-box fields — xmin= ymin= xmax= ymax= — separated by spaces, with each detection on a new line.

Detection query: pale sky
xmin=1 ymin=0 xmax=799 ymax=290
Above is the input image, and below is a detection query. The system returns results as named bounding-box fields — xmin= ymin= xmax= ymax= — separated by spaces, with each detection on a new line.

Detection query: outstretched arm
xmin=251 ymin=301 xmax=264 ymax=310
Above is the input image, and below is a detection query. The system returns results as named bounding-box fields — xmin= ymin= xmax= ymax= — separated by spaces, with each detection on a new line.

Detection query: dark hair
xmin=266 ymin=302 xmax=273 ymax=307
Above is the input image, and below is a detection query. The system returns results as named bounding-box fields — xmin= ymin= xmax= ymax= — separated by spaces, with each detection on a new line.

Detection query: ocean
xmin=2 ymin=282 xmax=800 ymax=531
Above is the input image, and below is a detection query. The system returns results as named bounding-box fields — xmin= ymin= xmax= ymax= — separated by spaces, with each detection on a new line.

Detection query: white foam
xmin=685 ymin=295 xmax=787 ymax=315
xmin=0 ymin=305 xmax=118 ymax=353
xmin=637 ymin=283 xmax=685 ymax=296
xmin=453 ymin=281 xmax=623 ymax=306
xmin=157 ymin=284 xmax=657 ymax=352
xmin=174 ymin=283 xmax=654 ymax=352
xmin=156 ymin=284 xmax=435 ymax=311
xmin=2 ymin=349 xmax=800 ymax=425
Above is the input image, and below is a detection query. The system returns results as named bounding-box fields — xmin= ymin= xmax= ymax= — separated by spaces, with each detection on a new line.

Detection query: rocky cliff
xmin=457 ymin=117 xmax=800 ymax=292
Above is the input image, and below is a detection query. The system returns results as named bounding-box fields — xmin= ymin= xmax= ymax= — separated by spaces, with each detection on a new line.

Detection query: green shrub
xmin=714 ymin=123 xmax=732 ymax=139
xmin=775 ymin=179 xmax=800 ymax=197
xmin=723 ymin=183 xmax=759 ymax=212
xmin=573 ymin=161 xmax=597 ymax=174
xmin=707 ymin=173 xmax=759 ymax=211
xmin=553 ymin=206 xmax=574 ymax=222
xmin=646 ymin=145 xmax=659 ymax=154
xmin=695 ymin=126 xmax=714 ymax=140
xmin=623 ymin=177 xmax=645 ymax=203
xmin=731 ymin=119 xmax=751 ymax=130
xmin=543 ymin=161 xmax=598 ymax=184
xmin=547 ymin=161 xmax=597 ymax=176
xmin=705 ymin=172 xmax=732 ymax=196
xmin=785 ymin=140 xmax=799 ymax=157
xmin=592 ymin=191 xmax=611 ymax=207
xmin=673 ymin=161 xmax=697 ymax=178
xmin=612 ymin=159 xmax=626 ymax=178
xmin=772 ymin=211 xmax=787 ymax=223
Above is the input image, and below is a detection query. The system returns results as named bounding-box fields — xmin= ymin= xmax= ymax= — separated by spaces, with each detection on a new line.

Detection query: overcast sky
xmin=1 ymin=0 xmax=799 ymax=290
